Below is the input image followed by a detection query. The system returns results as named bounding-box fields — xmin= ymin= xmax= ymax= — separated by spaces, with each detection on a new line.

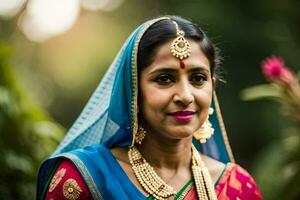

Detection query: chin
xmin=167 ymin=126 xmax=196 ymax=139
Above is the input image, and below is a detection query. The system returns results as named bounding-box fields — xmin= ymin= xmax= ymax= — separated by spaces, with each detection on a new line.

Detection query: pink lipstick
xmin=170 ymin=110 xmax=195 ymax=122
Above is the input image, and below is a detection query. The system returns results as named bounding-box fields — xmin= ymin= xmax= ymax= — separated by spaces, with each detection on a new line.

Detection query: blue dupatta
xmin=37 ymin=16 xmax=235 ymax=200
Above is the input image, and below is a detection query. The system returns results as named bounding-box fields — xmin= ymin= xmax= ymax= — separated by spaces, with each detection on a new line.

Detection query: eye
xmin=155 ymin=74 xmax=174 ymax=85
xmin=191 ymin=74 xmax=207 ymax=85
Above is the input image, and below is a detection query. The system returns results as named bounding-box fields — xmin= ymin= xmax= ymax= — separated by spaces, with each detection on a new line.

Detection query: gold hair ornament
xmin=170 ymin=21 xmax=192 ymax=60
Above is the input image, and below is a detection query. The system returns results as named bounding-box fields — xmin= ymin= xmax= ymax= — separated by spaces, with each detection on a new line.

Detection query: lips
xmin=170 ymin=110 xmax=195 ymax=116
xmin=169 ymin=110 xmax=195 ymax=122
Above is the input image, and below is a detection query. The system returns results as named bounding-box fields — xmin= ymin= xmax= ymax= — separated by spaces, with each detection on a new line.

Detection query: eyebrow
xmin=149 ymin=66 xmax=210 ymax=75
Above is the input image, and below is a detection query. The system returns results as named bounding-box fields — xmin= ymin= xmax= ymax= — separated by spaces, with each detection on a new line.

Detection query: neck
xmin=137 ymin=131 xmax=193 ymax=170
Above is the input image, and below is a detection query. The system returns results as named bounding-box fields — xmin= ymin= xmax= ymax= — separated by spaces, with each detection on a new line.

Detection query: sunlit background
xmin=0 ymin=0 xmax=299 ymax=199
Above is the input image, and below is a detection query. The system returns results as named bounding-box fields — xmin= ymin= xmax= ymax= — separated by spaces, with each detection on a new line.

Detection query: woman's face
xmin=139 ymin=39 xmax=214 ymax=140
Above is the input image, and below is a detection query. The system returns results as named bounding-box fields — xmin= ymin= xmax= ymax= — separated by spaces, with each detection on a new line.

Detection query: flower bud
xmin=261 ymin=55 xmax=295 ymax=85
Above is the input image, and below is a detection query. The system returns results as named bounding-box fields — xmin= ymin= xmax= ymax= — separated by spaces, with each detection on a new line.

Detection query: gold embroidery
xmin=62 ymin=178 xmax=83 ymax=200
xmin=49 ymin=168 xmax=66 ymax=192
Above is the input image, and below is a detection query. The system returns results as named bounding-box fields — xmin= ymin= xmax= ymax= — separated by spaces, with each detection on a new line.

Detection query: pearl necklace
xmin=128 ymin=145 xmax=218 ymax=200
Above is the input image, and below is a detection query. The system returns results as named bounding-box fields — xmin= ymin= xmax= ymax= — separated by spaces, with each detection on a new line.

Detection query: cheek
xmin=194 ymin=86 xmax=213 ymax=113
xmin=141 ymin=85 xmax=170 ymax=115
xmin=195 ymin=96 xmax=211 ymax=129
xmin=196 ymin=91 xmax=212 ymax=107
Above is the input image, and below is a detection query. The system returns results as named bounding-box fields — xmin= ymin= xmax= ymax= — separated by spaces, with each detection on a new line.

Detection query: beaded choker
xmin=128 ymin=145 xmax=218 ymax=200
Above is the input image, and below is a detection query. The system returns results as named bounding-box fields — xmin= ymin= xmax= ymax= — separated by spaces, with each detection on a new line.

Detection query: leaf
xmin=240 ymin=84 xmax=282 ymax=101
xmin=4 ymin=151 xmax=34 ymax=174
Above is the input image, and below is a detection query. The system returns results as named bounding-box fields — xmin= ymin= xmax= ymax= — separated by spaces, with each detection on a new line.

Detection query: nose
xmin=173 ymin=80 xmax=194 ymax=106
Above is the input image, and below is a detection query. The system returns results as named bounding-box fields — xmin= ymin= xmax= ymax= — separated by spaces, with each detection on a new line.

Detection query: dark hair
xmin=137 ymin=15 xmax=222 ymax=82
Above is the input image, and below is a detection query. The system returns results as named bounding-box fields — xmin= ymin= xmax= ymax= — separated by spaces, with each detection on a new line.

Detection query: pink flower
xmin=261 ymin=55 xmax=295 ymax=84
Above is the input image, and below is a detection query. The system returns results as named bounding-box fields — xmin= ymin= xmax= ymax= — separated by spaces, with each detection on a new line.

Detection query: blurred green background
xmin=0 ymin=0 xmax=299 ymax=199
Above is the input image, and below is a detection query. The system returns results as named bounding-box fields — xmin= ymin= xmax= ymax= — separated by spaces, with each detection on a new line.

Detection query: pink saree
xmin=180 ymin=163 xmax=262 ymax=200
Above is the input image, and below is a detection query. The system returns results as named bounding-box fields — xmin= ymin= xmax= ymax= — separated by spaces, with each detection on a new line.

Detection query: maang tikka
xmin=193 ymin=108 xmax=215 ymax=143
xmin=170 ymin=20 xmax=191 ymax=69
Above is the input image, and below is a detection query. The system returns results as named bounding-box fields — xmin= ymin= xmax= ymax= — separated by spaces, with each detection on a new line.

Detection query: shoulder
xmin=110 ymin=147 xmax=135 ymax=179
xmin=44 ymin=158 xmax=92 ymax=200
xmin=65 ymin=144 xmax=111 ymax=167
xmin=215 ymin=162 xmax=263 ymax=200
xmin=222 ymin=163 xmax=258 ymax=184
xmin=201 ymin=154 xmax=226 ymax=184
xmin=71 ymin=144 xmax=107 ymax=157
xmin=110 ymin=147 xmax=130 ymax=164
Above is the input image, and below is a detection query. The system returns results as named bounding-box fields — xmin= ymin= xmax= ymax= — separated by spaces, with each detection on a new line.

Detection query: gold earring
xmin=135 ymin=126 xmax=146 ymax=144
xmin=193 ymin=108 xmax=214 ymax=143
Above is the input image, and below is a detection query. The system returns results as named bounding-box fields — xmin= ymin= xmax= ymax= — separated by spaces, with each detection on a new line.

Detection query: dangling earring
xmin=135 ymin=125 xmax=146 ymax=144
xmin=135 ymin=106 xmax=146 ymax=144
xmin=193 ymin=108 xmax=214 ymax=143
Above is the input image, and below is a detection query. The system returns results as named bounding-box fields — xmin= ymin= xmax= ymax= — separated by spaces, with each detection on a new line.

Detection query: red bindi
xmin=179 ymin=59 xmax=186 ymax=69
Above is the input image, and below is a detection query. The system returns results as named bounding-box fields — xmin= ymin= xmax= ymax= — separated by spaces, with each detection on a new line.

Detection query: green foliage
xmin=241 ymin=79 xmax=300 ymax=200
xmin=240 ymin=84 xmax=282 ymax=101
xmin=252 ymin=141 xmax=285 ymax=200
xmin=0 ymin=40 xmax=64 ymax=200
xmin=253 ymin=128 xmax=300 ymax=200
xmin=282 ymin=128 xmax=300 ymax=199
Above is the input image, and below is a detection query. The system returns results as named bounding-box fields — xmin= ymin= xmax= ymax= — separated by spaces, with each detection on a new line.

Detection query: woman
xmin=37 ymin=16 xmax=262 ymax=200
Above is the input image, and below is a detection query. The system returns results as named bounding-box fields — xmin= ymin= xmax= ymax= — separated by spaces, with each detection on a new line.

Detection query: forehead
xmin=145 ymin=39 xmax=210 ymax=73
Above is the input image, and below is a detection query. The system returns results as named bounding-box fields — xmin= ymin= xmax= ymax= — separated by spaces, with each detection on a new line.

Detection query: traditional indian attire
xmin=37 ymin=17 xmax=262 ymax=200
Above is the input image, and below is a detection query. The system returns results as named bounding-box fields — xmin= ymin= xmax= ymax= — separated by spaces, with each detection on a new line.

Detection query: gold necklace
xmin=128 ymin=145 xmax=218 ymax=200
